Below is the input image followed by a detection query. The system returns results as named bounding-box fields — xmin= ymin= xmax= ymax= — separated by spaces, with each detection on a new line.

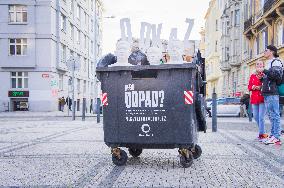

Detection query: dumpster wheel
xmin=111 ymin=148 xmax=128 ymax=166
xmin=128 ymin=148 xmax=143 ymax=157
xmin=192 ymin=145 xmax=202 ymax=159
xmin=179 ymin=149 xmax=194 ymax=168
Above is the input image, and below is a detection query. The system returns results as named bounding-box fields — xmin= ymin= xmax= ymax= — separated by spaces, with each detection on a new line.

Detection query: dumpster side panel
xmin=100 ymin=67 xmax=198 ymax=149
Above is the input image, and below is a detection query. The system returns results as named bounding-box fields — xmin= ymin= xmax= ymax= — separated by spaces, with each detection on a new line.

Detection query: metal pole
xmin=96 ymin=98 xmax=101 ymax=123
xmin=248 ymin=103 xmax=252 ymax=122
xmin=212 ymin=88 xmax=217 ymax=132
xmin=67 ymin=79 xmax=70 ymax=117
xmin=72 ymin=63 xmax=76 ymax=121
xmin=82 ymin=98 xmax=86 ymax=121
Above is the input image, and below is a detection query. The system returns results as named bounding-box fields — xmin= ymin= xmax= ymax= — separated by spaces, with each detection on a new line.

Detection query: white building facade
xmin=220 ymin=0 xmax=244 ymax=97
xmin=0 ymin=0 xmax=103 ymax=112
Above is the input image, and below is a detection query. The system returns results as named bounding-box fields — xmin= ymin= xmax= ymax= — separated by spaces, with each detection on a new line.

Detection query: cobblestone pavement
xmin=0 ymin=116 xmax=283 ymax=187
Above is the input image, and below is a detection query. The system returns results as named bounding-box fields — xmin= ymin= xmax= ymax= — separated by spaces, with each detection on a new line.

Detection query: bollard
xmin=73 ymin=101 xmax=76 ymax=120
xmin=212 ymin=88 xmax=217 ymax=132
xmin=82 ymin=98 xmax=86 ymax=121
xmin=248 ymin=103 xmax=252 ymax=122
xmin=96 ymin=98 xmax=101 ymax=123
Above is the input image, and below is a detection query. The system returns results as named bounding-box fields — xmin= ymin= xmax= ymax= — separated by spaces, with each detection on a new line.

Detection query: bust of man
xmin=146 ymin=46 xmax=162 ymax=65
xmin=167 ymin=40 xmax=185 ymax=64
xmin=114 ymin=40 xmax=131 ymax=66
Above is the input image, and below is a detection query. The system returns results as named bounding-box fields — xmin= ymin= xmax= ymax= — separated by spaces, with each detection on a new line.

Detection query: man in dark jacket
xmin=261 ymin=45 xmax=283 ymax=145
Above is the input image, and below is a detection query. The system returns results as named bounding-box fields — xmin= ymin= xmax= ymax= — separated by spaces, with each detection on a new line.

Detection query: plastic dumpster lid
xmin=96 ymin=63 xmax=197 ymax=72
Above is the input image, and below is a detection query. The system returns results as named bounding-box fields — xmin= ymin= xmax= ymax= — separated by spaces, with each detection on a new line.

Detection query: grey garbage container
xmin=96 ymin=63 xmax=205 ymax=168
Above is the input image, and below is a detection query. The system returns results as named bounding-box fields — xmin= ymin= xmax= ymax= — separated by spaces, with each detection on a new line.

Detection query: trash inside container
xmin=96 ymin=63 xmax=206 ymax=168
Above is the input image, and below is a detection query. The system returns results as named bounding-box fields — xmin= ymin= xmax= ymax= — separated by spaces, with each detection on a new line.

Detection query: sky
xmin=101 ymin=0 xmax=211 ymax=55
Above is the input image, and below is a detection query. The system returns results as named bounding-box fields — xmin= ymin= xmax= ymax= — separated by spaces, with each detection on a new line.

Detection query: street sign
xmin=67 ymin=56 xmax=81 ymax=71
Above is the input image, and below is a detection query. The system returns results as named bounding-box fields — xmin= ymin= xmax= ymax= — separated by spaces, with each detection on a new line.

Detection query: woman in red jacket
xmin=248 ymin=60 xmax=268 ymax=141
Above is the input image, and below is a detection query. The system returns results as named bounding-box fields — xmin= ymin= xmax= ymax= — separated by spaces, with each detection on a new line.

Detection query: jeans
xmin=252 ymin=103 xmax=266 ymax=135
xmin=264 ymin=95 xmax=282 ymax=139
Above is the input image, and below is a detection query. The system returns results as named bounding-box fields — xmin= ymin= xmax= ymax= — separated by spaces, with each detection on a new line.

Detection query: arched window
xmin=276 ymin=20 xmax=283 ymax=46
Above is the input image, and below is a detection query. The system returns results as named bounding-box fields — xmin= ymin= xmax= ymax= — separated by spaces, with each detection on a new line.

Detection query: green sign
xmin=8 ymin=91 xmax=29 ymax=97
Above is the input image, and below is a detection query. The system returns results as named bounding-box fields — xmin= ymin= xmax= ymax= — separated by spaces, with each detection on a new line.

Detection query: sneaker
xmin=281 ymin=130 xmax=284 ymax=135
xmin=261 ymin=135 xmax=272 ymax=143
xmin=264 ymin=136 xmax=282 ymax=145
xmin=258 ymin=134 xmax=269 ymax=142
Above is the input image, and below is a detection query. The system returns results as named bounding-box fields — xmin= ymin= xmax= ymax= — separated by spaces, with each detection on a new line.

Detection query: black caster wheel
xmin=128 ymin=148 xmax=143 ymax=157
xmin=192 ymin=145 xmax=202 ymax=159
xmin=112 ymin=149 xmax=128 ymax=166
xmin=180 ymin=152 xmax=194 ymax=168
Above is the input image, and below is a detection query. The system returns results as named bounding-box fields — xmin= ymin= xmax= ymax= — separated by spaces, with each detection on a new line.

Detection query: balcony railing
xmin=244 ymin=16 xmax=253 ymax=32
xmin=264 ymin=0 xmax=276 ymax=14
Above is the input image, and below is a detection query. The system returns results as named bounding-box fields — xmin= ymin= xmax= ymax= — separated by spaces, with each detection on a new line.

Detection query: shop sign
xmin=8 ymin=91 xmax=29 ymax=97
xmin=42 ymin=73 xmax=49 ymax=78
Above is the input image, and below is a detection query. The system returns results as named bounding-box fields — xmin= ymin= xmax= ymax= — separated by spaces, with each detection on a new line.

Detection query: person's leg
xmin=264 ymin=96 xmax=273 ymax=136
xmin=258 ymin=103 xmax=266 ymax=135
xmin=270 ymin=96 xmax=281 ymax=139
xmin=265 ymin=96 xmax=281 ymax=144
xmin=252 ymin=104 xmax=259 ymax=126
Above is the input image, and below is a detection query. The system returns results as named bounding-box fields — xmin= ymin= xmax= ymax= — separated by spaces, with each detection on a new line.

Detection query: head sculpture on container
xmin=114 ymin=40 xmax=131 ymax=65
xmin=167 ymin=39 xmax=184 ymax=64
xmin=146 ymin=46 xmax=162 ymax=65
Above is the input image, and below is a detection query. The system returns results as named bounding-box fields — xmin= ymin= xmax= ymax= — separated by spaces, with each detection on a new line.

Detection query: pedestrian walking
xmin=248 ymin=60 xmax=267 ymax=141
xmin=90 ymin=102 xmax=93 ymax=114
xmin=59 ymin=96 xmax=66 ymax=112
xmin=240 ymin=92 xmax=250 ymax=117
xmin=261 ymin=45 xmax=283 ymax=145
xmin=66 ymin=97 xmax=72 ymax=111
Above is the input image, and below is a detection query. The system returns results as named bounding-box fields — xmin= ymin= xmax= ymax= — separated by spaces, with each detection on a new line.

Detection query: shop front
xmin=8 ymin=91 xmax=29 ymax=111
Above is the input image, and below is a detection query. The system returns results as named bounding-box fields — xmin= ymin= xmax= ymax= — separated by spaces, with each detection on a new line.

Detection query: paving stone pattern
xmin=0 ymin=117 xmax=283 ymax=187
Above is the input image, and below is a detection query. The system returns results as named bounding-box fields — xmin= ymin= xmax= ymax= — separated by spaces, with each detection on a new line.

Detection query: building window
xmin=60 ymin=44 xmax=66 ymax=62
xmin=235 ymin=9 xmax=240 ymax=26
xmin=77 ymin=79 xmax=80 ymax=93
xmin=225 ymin=47 xmax=229 ymax=61
xmin=76 ymin=29 xmax=80 ymax=44
xmin=76 ymin=4 xmax=81 ymax=21
xmin=60 ymin=13 xmax=66 ymax=31
xmin=91 ymin=61 xmax=94 ymax=74
xmin=9 ymin=5 xmax=27 ymax=23
xmin=11 ymin=72 xmax=28 ymax=89
xmin=231 ymin=11 xmax=233 ymax=26
xmin=70 ymin=0 xmax=74 ymax=13
xmin=91 ymin=40 xmax=94 ymax=53
xmin=83 ymin=80 xmax=86 ymax=94
xmin=70 ymin=23 xmax=74 ymax=39
xmin=83 ymin=58 xmax=87 ymax=72
xmin=215 ymin=41 xmax=218 ymax=52
xmin=276 ymin=20 xmax=283 ymax=46
xmin=59 ymin=74 xmax=63 ymax=91
xmin=91 ymin=19 xmax=94 ymax=32
xmin=9 ymin=38 xmax=27 ymax=56
xmin=216 ymin=20 xmax=218 ymax=31
xmin=85 ymin=12 xmax=88 ymax=26
xmin=91 ymin=0 xmax=94 ymax=10
xmin=84 ymin=35 xmax=87 ymax=48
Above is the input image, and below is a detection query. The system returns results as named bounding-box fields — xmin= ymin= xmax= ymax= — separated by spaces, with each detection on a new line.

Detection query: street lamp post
xmin=67 ymin=56 xmax=80 ymax=121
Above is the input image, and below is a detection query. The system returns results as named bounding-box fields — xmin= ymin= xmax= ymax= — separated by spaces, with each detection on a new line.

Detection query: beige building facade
xmin=204 ymin=0 xmax=223 ymax=98
xmin=243 ymin=0 xmax=284 ymax=91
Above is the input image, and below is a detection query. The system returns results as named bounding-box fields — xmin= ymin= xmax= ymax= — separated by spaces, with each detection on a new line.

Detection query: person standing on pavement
xmin=248 ymin=60 xmax=267 ymax=141
xmin=261 ymin=45 xmax=283 ymax=145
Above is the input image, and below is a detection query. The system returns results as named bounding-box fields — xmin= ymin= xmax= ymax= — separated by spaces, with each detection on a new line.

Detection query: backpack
xmin=271 ymin=59 xmax=284 ymax=96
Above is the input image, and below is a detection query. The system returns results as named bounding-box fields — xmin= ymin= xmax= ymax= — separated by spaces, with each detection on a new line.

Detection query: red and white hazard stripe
xmin=101 ymin=93 xmax=108 ymax=106
xmin=184 ymin=90 xmax=193 ymax=105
